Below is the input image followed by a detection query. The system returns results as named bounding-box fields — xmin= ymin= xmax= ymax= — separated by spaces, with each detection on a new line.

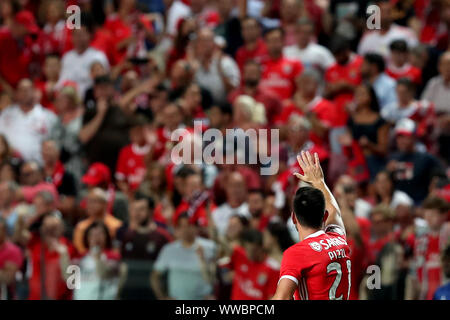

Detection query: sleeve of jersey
xmin=279 ymin=247 xmax=303 ymax=286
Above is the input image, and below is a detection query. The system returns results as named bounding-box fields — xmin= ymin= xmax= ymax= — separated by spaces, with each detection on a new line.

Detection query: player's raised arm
xmin=293 ymin=151 xmax=345 ymax=233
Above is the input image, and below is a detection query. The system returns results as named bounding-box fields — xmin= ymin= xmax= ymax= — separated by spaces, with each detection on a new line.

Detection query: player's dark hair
xmin=330 ymin=36 xmax=351 ymax=55
xmin=422 ymin=196 xmax=450 ymax=214
xmin=364 ymin=53 xmax=385 ymax=73
xmin=293 ymin=187 xmax=326 ymax=229
xmin=267 ymin=221 xmax=294 ymax=252
xmin=248 ymin=188 xmax=264 ymax=197
xmin=264 ymin=27 xmax=284 ymax=38
xmin=241 ymin=228 xmax=263 ymax=246
xmin=80 ymin=12 xmax=95 ymax=34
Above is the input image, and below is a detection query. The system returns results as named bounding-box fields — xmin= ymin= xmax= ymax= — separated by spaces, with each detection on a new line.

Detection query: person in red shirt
xmin=115 ymin=115 xmax=151 ymax=195
xmin=234 ymin=17 xmax=268 ymax=71
xmin=325 ymin=38 xmax=363 ymax=128
xmin=0 ymin=10 xmax=40 ymax=93
xmin=34 ymin=54 xmax=61 ymax=113
xmin=260 ymin=28 xmax=303 ymax=101
xmin=273 ymin=151 xmax=351 ymax=300
xmin=228 ymin=229 xmax=279 ymax=300
xmin=275 ymin=69 xmax=339 ymax=147
xmin=228 ymin=60 xmax=282 ymax=125
xmin=413 ymin=196 xmax=450 ymax=300
xmin=386 ymin=40 xmax=422 ymax=85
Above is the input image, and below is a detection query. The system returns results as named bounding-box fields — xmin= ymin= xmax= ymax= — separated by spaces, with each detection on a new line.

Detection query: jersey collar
xmin=304 ymin=230 xmax=325 ymax=240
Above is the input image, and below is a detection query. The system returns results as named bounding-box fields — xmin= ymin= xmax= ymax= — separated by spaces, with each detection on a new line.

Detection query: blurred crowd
xmin=0 ymin=0 xmax=449 ymax=300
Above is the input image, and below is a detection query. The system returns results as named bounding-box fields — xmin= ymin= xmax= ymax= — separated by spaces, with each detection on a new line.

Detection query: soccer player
xmin=272 ymin=151 xmax=351 ymax=300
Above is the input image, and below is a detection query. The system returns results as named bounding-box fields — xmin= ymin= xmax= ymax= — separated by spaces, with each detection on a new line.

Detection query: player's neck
xmin=298 ymin=226 xmax=322 ymax=242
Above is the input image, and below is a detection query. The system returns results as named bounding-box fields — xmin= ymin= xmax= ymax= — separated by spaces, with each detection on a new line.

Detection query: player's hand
xmin=293 ymin=151 xmax=324 ymax=187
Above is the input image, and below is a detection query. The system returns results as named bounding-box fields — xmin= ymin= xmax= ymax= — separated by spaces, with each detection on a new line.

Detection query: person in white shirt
xmin=212 ymin=171 xmax=251 ymax=237
xmin=357 ymin=0 xmax=418 ymax=59
xmin=0 ymin=79 xmax=61 ymax=165
xmin=193 ymin=27 xmax=240 ymax=105
xmin=283 ymin=17 xmax=335 ymax=73
xmin=57 ymin=14 xmax=109 ymax=99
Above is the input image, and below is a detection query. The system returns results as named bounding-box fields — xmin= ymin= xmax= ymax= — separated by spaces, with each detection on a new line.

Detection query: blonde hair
xmin=236 ymin=95 xmax=267 ymax=125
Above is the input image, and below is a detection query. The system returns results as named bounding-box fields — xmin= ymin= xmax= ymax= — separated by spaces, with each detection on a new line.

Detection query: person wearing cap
xmin=387 ymin=118 xmax=445 ymax=204
xmin=0 ymin=10 xmax=40 ymax=92
xmin=73 ymin=188 xmax=122 ymax=255
xmin=80 ymin=162 xmax=128 ymax=223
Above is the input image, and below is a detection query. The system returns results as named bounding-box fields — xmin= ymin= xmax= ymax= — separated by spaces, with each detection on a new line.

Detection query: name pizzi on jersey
xmin=309 ymin=236 xmax=348 ymax=261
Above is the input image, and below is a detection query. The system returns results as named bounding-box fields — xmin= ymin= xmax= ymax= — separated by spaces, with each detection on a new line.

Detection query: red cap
xmin=395 ymin=118 xmax=416 ymax=136
xmin=15 ymin=11 xmax=39 ymax=35
xmin=82 ymin=162 xmax=111 ymax=186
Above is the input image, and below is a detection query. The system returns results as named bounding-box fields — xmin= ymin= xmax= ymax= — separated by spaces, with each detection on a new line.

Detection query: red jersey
xmin=386 ymin=63 xmax=422 ymax=84
xmin=414 ymin=226 xmax=450 ymax=300
xmin=235 ymin=39 xmax=268 ymax=71
xmin=279 ymin=226 xmax=351 ymax=300
xmin=260 ymin=56 xmax=303 ymax=101
xmin=230 ymin=246 xmax=279 ymax=300
xmin=115 ymin=143 xmax=149 ymax=191
xmin=325 ymin=54 xmax=363 ymax=126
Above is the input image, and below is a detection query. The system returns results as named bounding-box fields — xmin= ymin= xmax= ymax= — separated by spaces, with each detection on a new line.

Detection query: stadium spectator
xmin=235 ymin=17 xmax=268 ymax=71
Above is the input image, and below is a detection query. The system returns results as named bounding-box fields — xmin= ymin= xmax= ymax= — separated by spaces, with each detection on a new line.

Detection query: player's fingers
xmin=314 ymin=153 xmax=320 ymax=168
xmin=301 ymin=151 xmax=310 ymax=169
xmin=293 ymin=172 xmax=305 ymax=180
xmin=305 ymin=151 xmax=314 ymax=167
xmin=297 ymin=154 xmax=306 ymax=170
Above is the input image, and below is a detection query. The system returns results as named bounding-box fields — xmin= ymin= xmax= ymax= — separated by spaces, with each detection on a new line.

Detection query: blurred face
xmin=94 ymin=83 xmax=114 ymax=100
xmin=241 ymin=18 xmax=260 ymax=43
xmin=91 ymin=62 xmax=107 ymax=79
xmin=184 ymin=85 xmax=202 ymax=110
xmin=360 ymin=59 xmax=373 ymax=78
xmin=20 ymin=163 xmax=41 ymax=186
xmin=86 ymin=191 xmax=107 ymax=217
xmin=287 ymin=120 xmax=309 ymax=147
xmin=130 ymin=199 xmax=150 ymax=226
xmin=424 ymin=209 xmax=445 ymax=231
xmin=0 ymin=222 xmax=5 ymax=243
xmin=176 ymin=217 xmax=197 ymax=242
xmin=439 ymin=54 xmax=450 ymax=82
xmin=41 ymin=141 xmax=59 ymax=165
xmin=47 ymin=1 xmax=63 ymax=23
xmin=226 ymin=173 xmax=247 ymax=204
xmin=370 ymin=212 xmax=391 ymax=238
xmin=44 ymin=56 xmax=61 ymax=80
xmin=297 ymin=75 xmax=318 ymax=97
xmin=395 ymin=134 xmax=415 ymax=152
xmin=184 ymin=174 xmax=203 ymax=200
xmin=40 ymin=215 xmax=62 ymax=238
xmin=243 ymin=63 xmax=261 ymax=87
xmin=207 ymin=106 xmax=225 ymax=128
xmin=55 ymin=92 xmax=73 ymax=113
xmin=263 ymin=230 xmax=276 ymax=251
xmin=396 ymin=84 xmax=413 ymax=105
xmin=378 ymin=1 xmax=393 ymax=28
xmin=243 ymin=241 xmax=262 ymax=262
xmin=248 ymin=192 xmax=264 ymax=217
xmin=130 ymin=125 xmax=146 ymax=145
xmin=374 ymin=172 xmax=393 ymax=197
xmin=163 ymin=104 xmax=182 ymax=130
xmin=354 ymin=85 xmax=371 ymax=107
xmin=296 ymin=23 xmax=314 ymax=47
xmin=390 ymin=50 xmax=407 ymax=67
xmin=72 ymin=26 xmax=91 ymax=51
xmin=87 ymin=226 xmax=107 ymax=249
xmin=265 ymin=30 xmax=284 ymax=58
xmin=196 ymin=29 xmax=215 ymax=59
xmin=0 ymin=163 xmax=15 ymax=183
xmin=33 ymin=195 xmax=53 ymax=216
xmin=148 ymin=167 xmax=163 ymax=190
xmin=0 ymin=182 xmax=13 ymax=208
xmin=335 ymin=50 xmax=350 ymax=65
xmin=226 ymin=216 xmax=245 ymax=241
xmin=281 ymin=0 xmax=300 ymax=23
xmin=16 ymin=79 xmax=35 ymax=107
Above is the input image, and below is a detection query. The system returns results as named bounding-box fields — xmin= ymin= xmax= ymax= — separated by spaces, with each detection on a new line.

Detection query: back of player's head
xmin=293 ymin=187 xmax=325 ymax=229
xmin=364 ymin=53 xmax=385 ymax=73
